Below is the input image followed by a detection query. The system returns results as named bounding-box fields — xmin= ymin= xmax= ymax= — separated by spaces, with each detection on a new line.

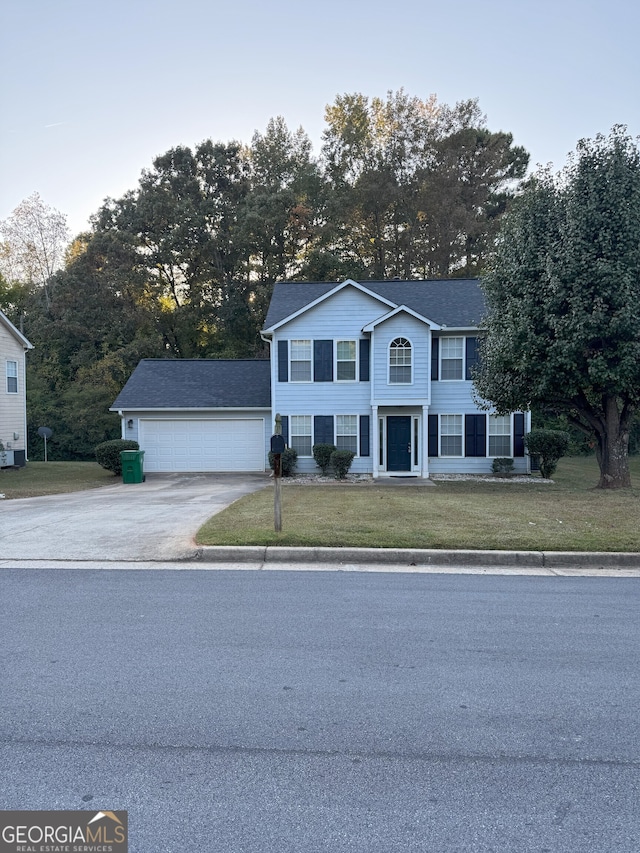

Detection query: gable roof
xmin=0 ymin=309 xmax=33 ymax=350
xmin=263 ymin=278 xmax=485 ymax=331
xmin=362 ymin=304 xmax=441 ymax=332
xmin=110 ymin=359 xmax=271 ymax=411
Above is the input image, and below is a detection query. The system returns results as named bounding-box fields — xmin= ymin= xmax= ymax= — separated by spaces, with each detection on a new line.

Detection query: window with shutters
xmin=440 ymin=414 xmax=463 ymax=456
xmin=440 ymin=337 xmax=464 ymax=380
xmin=290 ymin=340 xmax=312 ymax=382
xmin=290 ymin=415 xmax=312 ymax=456
xmin=389 ymin=338 xmax=412 ymax=384
xmin=336 ymin=340 xmax=356 ymax=381
xmin=336 ymin=415 xmax=358 ymax=453
xmin=489 ymin=415 xmax=511 ymax=456
xmin=6 ymin=361 xmax=17 ymax=394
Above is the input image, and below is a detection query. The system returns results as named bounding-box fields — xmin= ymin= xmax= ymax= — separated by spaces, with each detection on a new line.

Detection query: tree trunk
xmin=595 ymin=398 xmax=632 ymax=489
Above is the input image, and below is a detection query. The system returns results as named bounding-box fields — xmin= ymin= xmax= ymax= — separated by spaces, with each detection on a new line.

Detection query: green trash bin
xmin=121 ymin=450 xmax=145 ymax=484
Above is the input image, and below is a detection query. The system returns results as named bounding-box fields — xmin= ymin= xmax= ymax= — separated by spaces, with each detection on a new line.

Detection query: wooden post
xmin=274 ymin=414 xmax=282 ymax=533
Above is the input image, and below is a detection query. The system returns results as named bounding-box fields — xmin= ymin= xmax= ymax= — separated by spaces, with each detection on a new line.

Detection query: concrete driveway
xmin=0 ymin=473 xmax=269 ymax=562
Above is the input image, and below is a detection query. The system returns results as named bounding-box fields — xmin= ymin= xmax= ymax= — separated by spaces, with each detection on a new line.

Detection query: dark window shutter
xmin=465 ymin=414 xmax=486 ymax=457
xmin=431 ymin=337 xmax=439 ymax=380
xmin=428 ymin=415 xmax=439 ymax=456
xmin=359 ymin=415 xmax=370 ymax=457
xmin=514 ymin=413 xmax=525 ymax=457
xmin=278 ymin=340 xmax=288 ymax=382
xmin=359 ymin=338 xmax=370 ymax=382
xmin=281 ymin=416 xmax=289 ymax=444
xmin=465 ymin=337 xmax=480 ymax=380
xmin=314 ymin=340 xmax=333 ymax=382
xmin=314 ymin=415 xmax=334 ymax=446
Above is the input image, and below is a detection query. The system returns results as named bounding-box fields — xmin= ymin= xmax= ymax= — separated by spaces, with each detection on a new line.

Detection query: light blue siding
xmin=370 ymin=314 xmax=430 ymax=404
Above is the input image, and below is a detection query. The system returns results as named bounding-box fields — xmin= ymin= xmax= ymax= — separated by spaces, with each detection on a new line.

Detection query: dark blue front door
xmin=387 ymin=416 xmax=411 ymax=471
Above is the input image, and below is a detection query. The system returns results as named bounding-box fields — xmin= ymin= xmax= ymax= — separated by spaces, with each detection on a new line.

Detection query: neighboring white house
xmin=0 ymin=308 xmax=34 ymax=467
xmin=111 ymin=278 xmax=531 ymax=476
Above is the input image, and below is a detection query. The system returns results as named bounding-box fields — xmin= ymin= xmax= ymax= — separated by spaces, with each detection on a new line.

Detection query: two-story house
xmin=111 ymin=278 xmax=530 ymax=476
xmin=0 ymin=308 xmax=34 ymax=467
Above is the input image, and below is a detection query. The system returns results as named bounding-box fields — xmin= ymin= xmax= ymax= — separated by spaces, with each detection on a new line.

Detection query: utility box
xmin=121 ymin=450 xmax=145 ymax=484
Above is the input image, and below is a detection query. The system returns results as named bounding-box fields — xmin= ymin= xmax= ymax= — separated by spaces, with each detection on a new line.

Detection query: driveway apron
xmin=0 ymin=473 xmax=269 ymax=562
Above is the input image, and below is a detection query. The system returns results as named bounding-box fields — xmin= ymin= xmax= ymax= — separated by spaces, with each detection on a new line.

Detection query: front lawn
xmin=196 ymin=456 xmax=640 ymax=552
xmin=0 ymin=461 xmax=116 ymax=499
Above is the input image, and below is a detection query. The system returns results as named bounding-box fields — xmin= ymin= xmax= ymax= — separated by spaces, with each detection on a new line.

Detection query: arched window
xmin=389 ymin=337 xmax=412 ymax=384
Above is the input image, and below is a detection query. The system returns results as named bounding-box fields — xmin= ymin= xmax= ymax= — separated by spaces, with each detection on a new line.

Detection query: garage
xmin=140 ymin=418 xmax=266 ymax=473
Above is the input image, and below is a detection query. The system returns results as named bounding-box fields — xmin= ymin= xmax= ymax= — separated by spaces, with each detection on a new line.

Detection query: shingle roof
xmin=110 ymin=359 xmax=271 ymax=411
xmin=263 ymin=278 xmax=486 ymax=330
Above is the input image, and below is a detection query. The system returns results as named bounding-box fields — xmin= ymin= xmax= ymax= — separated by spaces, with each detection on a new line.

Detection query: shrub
xmin=492 ymin=457 xmax=514 ymax=474
xmin=524 ymin=429 xmax=570 ymax=479
xmin=95 ymin=439 xmax=139 ymax=475
xmin=330 ymin=449 xmax=355 ymax=480
xmin=313 ymin=443 xmax=337 ymax=475
xmin=268 ymin=447 xmax=298 ymax=477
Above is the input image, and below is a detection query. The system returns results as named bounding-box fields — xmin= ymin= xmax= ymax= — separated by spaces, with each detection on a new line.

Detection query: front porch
xmin=372 ymin=405 xmax=430 ymax=479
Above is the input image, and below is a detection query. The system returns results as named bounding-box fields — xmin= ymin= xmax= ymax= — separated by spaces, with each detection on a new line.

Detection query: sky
xmin=2 ymin=0 xmax=639 ymax=237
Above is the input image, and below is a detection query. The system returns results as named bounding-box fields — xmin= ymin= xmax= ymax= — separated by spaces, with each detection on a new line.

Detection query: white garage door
xmin=140 ymin=419 xmax=265 ymax=472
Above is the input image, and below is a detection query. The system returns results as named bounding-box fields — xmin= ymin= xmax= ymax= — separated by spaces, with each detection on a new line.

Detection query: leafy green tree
xmin=321 ymin=91 xmax=528 ymax=278
xmin=475 ymin=127 xmax=640 ymax=489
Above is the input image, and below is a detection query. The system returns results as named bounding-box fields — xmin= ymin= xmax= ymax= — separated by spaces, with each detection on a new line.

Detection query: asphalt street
xmin=1 ymin=569 xmax=638 ymax=852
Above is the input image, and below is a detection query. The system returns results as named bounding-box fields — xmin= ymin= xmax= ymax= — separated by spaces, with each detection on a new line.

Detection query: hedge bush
xmin=268 ymin=447 xmax=298 ymax=477
xmin=330 ymin=449 xmax=355 ymax=480
xmin=524 ymin=429 xmax=570 ymax=479
xmin=95 ymin=439 xmax=140 ymax=475
xmin=313 ymin=443 xmax=337 ymax=475
xmin=492 ymin=457 xmax=514 ymax=474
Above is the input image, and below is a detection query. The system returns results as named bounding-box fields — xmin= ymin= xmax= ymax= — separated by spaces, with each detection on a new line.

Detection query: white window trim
xmin=440 ymin=336 xmax=465 ymax=382
xmin=289 ymin=340 xmax=312 ymax=383
xmin=335 ymin=340 xmax=357 ymax=382
xmin=6 ymin=360 xmax=18 ymax=394
xmin=488 ymin=414 xmax=512 ymax=457
xmin=290 ymin=414 xmax=313 ymax=456
xmin=335 ymin=414 xmax=359 ymax=455
xmin=439 ymin=413 xmax=463 ymax=457
xmin=388 ymin=337 xmax=413 ymax=385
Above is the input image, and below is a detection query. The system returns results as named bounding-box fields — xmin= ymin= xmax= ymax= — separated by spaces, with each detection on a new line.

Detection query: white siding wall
xmin=0 ymin=325 xmax=28 ymax=456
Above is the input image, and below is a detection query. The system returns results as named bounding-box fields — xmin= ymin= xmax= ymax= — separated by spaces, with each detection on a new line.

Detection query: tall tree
xmin=321 ymin=91 xmax=528 ymax=279
xmin=0 ymin=192 xmax=70 ymax=309
xmin=474 ymin=127 xmax=640 ymax=488
xmin=245 ymin=117 xmax=323 ymax=284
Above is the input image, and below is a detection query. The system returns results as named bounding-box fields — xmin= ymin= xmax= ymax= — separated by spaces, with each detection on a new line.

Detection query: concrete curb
xmin=194 ymin=546 xmax=640 ymax=570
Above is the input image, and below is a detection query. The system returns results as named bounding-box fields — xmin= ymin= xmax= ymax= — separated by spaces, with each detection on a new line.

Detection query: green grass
xmin=0 ymin=461 xmax=116 ymax=499
xmin=196 ymin=456 xmax=640 ymax=552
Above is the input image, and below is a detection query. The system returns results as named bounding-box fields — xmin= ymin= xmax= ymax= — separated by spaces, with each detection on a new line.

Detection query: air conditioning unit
xmin=0 ymin=450 xmax=15 ymax=467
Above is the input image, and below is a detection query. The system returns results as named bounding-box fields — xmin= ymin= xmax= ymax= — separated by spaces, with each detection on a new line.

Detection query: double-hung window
xmin=290 ymin=415 xmax=312 ymax=456
xmin=290 ymin=340 xmax=312 ymax=382
xmin=336 ymin=341 xmax=356 ymax=381
xmin=489 ymin=415 xmax=511 ymax=456
xmin=440 ymin=337 xmax=464 ymax=380
xmin=389 ymin=338 xmax=412 ymax=384
xmin=440 ymin=414 xmax=463 ymax=456
xmin=336 ymin=415 xmax=358 ymax=453
xmin=6 ymin=361 xmax=18 ymax=394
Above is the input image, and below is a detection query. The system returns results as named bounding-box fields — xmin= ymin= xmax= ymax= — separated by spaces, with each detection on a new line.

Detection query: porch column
xmin=422 ymin=405 xmax=429 ymax=478
xmin=372 ymin=405 xmax=379 ymax=478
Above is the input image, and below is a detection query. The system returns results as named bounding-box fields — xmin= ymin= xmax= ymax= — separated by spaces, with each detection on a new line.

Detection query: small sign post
xmin=38 ymin=426 xmax=53 ymax=462
xmin=271 ymin=414 xmax=286 ymax=533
